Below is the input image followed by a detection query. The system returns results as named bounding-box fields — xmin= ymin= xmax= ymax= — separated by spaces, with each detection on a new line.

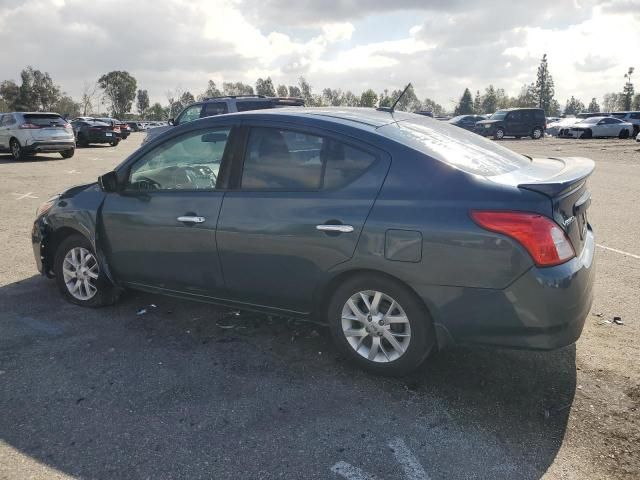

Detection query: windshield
xmin=490 ymin=110 xmax=508 ymax=120
xmin=580 ymin=117 xmax=600 ymax=124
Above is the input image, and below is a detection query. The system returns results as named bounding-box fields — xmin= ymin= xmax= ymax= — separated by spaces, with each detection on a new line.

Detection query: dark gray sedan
xmin=32 ymin=108 xmax=595 ymax=375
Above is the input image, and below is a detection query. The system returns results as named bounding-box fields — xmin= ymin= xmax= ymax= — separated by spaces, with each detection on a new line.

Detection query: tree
xmin=136 ymin=89 xmax=149 ymax=117
xmin=52 ymin=95 xmax=80 ymax=118
xmin=603 ymin=92 xmax=622 ymax=112
xmin=298 ymin=77 xmax=321 ymax=106
xmin=98 ymin=71 xmax=137 ymax=118
xmin=360 ymin=89 xmax=378 ymax=107
xmin=548 ymin=99 xmax=561 ymax=116
xmin=587 ymin=97 xmax=600 ymax=113
xmin=422 ymin=98 xmax=445 ymax=116
xmin=454 ymin=88 xmax=474 ymax=115
xmin=146 ymin=102 xmax=167 ymax=121
xmin=165 ymin=86 xmax=184 ymax=118
xmin=81 ymin=81 xmax=99 ymax=116
xmin=495 ymin=88 xmax=512 ymax=109
xmin=199 ymin=80 xmax=221 ymax=100
xmin=288 ymin=85 xmax=301 ymax=97
xmin=255 ymin=77 xmax=276 ymax=96
xmin=473 ymin=90 xmax=482 ymax=114
xmin=564 ymin=96 xmax=585 ymax=116
xmin=276 ymin=84 xmax=289 ymax=97
xmin=322 ymin=88 xmax=344 ymax=106
xmin=514 ymin=83 xmax=537 ymax=108
xmin=385 ymin=84 xmax=421 ymax=112
xmin=633 ymin=94 xmax=640 ymax=110
xmin=622 ymin=67 xmax=635 ymax=110
xmin=0 ymin=80 xmax=19 ymax=110
xmin=1 ymin=67 xmax=62 ymax=111
xmin=534 ymin=54 xmax=555 ymax=113
xmin=222 ymin=82 xmax=253 ymax=96
xmin=343 ymin=91 xmax=359 ymax=107
xmin=378 ymin=90 xmax=392 ymax=108
xmin=481 ymin=85 xmax=498 ymax=114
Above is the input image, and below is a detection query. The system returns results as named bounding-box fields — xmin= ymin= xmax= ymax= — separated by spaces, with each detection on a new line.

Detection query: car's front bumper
xmin=23 ymin=141 xmax=75 ymax=153
xmin=32 ymin=216 xmax=50 ymax=276
xmin=413 ymin=228 xmax=595 ymax=350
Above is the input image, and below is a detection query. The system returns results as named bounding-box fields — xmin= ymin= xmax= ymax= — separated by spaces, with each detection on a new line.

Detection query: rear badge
xmin=562 ymin=216 xmax=576 ymax=228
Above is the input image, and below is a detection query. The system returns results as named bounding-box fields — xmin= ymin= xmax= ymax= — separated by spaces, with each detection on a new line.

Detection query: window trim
xmin=121 ymin=125 xmax=236 ymax=193
xmin=229 ymin=121 xmax=383 ymax=193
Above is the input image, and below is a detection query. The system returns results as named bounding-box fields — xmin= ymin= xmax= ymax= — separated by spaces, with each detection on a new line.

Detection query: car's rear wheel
xmin=493 ymin=128 xmax=505 ymax=140
xmin=10 ymin=139 xmax=24 ymax=160
xmin=580 ymin=129 xmax=592 ymax=139
xmin=53 ymin=234 xmax=119 ymax=307
xmin=618 ymin=129 xmax=630 ymax=139
xmin=109 ymin=139 xmax=120 ymax=147
xmin=328 ymin=274 xmax=435 ymax=376
xmin=60 ymin=147 xmax=75 ymax=158
xmin=633 ymin=126 xmax=639 ymax=137
xmin=532 ymin=127 xmax=543 ymax=139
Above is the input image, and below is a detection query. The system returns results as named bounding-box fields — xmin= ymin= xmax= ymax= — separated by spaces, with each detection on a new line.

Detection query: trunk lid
xmin=489 ymin=156 xmax=595 ymax=255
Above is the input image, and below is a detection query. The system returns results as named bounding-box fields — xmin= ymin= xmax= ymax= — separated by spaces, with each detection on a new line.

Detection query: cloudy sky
xmin=0 ymin=0 xmax=638 ymax=110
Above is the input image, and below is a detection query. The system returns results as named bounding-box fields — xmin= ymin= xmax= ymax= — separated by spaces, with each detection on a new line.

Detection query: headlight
xmin=36 ymin=195 xmax=60 ymax=217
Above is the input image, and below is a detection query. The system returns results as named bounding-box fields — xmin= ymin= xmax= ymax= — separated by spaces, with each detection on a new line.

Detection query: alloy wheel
xmin=533 ymin=128 xmax=542 ymax=139
xmin=11 ymin=140 xmax=21 ymax=159
xmin=341 ymin=290 xmax=411 ymax=363
xmin=62 ymin=247 xmax=99 ymax=300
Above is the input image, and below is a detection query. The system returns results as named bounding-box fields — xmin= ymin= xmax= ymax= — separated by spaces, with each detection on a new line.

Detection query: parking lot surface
xmin=1 ymin=133 xmax=638 ymax=479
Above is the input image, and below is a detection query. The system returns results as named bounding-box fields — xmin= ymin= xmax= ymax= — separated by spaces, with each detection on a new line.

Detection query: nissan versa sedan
xmin=32 ymin=108 xmax=595 ymax=375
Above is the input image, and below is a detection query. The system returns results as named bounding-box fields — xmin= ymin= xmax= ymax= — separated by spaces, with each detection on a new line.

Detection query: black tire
xmin=618 ymin=129 xmax=629 ymax=139
xmin=110 ymin=139 xmax=120 ymax=147
xmin=10 ymin=138 xmax=24 ymax=160
xmin=580 ymin=129 xmax=592 ymax=140
xmin=531 ymin=127 xmax=543 ymax=140
xmin=53 ymin=234 xmax=119 ymax=307
xmin=60 ymin=148 xmax=75 ymax=159
xmin=633 ymin=126 xmax=639 ymax=137
xmin=327 ymin=274 xmax=435 ymax=376
xmin=493 ymin=128 xmax=505 ymax=140
xmin=77 ymin=134 xmax=88 ymax=147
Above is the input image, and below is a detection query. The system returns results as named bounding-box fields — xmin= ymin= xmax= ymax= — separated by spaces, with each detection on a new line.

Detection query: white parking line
xmin=66 ymin=169 xmax=79 ymax=174
xmin=388 ymin=438 xmax=430 ymax=480
xmin=11 ymin=192 xmax=38 ymax=200
xmin=597 ymin=244 xmax=640 ymax=260
xmin=331 ymin=461 xmax=380 ymax=480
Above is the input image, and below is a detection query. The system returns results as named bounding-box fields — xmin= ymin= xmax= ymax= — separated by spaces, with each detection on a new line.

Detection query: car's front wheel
xmin=53 ymin=234 xmax=119 ymax=307
xmin=618 ymin=129 xmax=630 ymax=139
xmin=493 ymin=128 xmax=505 ymax=140
xmin=328 ymin=274 xmax=435 ymax=376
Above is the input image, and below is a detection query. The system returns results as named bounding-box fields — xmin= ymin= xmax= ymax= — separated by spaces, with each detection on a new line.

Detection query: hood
xmin=144 ymin=125 xmax=172 ymax=142
xmin=60 ymin=182 xmax=99 ymax=199
xmin=476 ymin=119 xmax=499 ymax=125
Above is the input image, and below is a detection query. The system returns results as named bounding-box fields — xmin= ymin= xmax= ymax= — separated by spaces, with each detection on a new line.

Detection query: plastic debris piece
xmin=613 ymin=316 xmax=624 ymax=325
xmin=136 ymin=308 xmax=147 ymax=316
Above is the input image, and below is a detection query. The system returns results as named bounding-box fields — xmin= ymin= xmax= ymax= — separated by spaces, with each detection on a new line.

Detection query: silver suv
xmin=611 ymin=111 xmax=640 ymax=137
xmin=142 ymin=95 xmax=304 ymax=144
xmin=0 ymin=112 xmax=76 ymax=160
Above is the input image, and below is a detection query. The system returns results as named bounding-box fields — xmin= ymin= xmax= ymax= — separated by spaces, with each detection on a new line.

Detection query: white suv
xmin=612 ymin=111 xmax=640 ymax=137
xmin=0 ymin=112 xmax=76 ymax=160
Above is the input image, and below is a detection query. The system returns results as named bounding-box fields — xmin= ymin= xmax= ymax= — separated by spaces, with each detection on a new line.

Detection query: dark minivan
xmin=476 ymin=108 xmax=546 ymax=140
xmin=32 ymin=108 xmax=594 ymax=375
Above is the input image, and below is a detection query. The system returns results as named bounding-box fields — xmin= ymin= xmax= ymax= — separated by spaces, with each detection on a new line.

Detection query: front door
xmin=505 ymin=110 xmax=525 ymax=136
xmin=216 ymin=124 xmax=390 ymax=313
xmin=101 ymin=126 xmax=233 ymax=296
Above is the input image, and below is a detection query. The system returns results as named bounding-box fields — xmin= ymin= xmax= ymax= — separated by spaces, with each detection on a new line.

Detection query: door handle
xmin=316 ymin=224 xmax=354 ymax=233
xmin=177 ymin=216 xmax=206 ymax=224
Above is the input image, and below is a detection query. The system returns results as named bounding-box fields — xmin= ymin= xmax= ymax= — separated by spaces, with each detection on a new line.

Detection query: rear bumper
xmin=24 ymin=141 xmax=75 ymax=153
xmin=413 ymin=228 xmax=595 ymax=350
xmin=87 ymin=133 xmax=117 ymax=143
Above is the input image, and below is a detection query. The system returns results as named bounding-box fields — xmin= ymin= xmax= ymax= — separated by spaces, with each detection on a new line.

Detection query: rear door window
xmin=240 ymin=127 xmax=376 ymax=190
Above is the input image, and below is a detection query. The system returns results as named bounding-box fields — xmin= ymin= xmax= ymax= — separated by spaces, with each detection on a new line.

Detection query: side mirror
xmin=99 ymin=171 xmax=120 ymax=193
xmin=168 ymin=118 xmax=175 ymax=126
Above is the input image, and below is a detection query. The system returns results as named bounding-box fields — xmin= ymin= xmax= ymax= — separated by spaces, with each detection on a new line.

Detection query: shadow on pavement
xmin=0 ymin=275 xmax=575 ymax=479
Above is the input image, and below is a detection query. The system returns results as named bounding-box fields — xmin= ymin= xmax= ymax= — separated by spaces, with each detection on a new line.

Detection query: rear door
xmin=216 ymin=122 xmax=390 ymax=313
xmin=0 ymin=115 xmax=9 ymax=148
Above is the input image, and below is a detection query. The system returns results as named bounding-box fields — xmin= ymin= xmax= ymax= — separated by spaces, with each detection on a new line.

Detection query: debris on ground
xmin=136 ymin=308 xmax=147 ymax=316
xmin=613 ymin=316 xmax=624 ymax=325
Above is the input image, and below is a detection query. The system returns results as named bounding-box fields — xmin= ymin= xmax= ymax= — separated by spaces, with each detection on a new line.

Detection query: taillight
xmin=19 ymin=123 xmax=40 ymax=129
xmin=470 ymin=210 xmax=575 ymax=267
xmin=63 ymin=123 xmax=72 ymax=129
xmin=113 ymin=127 xmax=121 ymax=133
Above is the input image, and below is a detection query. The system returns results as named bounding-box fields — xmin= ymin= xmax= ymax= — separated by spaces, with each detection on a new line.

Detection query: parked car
xmin=32 ymin=108 xmax=595 ymax=375
xmin=546 ymin=117 xmax=581 ymax=137
xmin=558 ymin=116 xmax=633 ymax=139
xmin=126 ymin=121 xmax=146 ymax=132
xmin=414 ymin=110 xmax=434 ymax=117
xmin=476 ymin=108 xmax=546 ymax=139
xmin=143 ymin=95 xmax=304 ymax=144
xmin=637 ymin=131 xmax=640 ymax=142
xmin=70 ymin=119 xmax=120 ymax=147
xmin=0 ymin=112 xmax=75 ymax=160
xmin=576 ymin=112 xmax=611 ymax=119
xmin=611 ymin=111 xmax=640 ymax=137
xmin=448 ymin=115 xmax=486 ymax=131
xmin=95 ymin=118 xmax=130 ymax=140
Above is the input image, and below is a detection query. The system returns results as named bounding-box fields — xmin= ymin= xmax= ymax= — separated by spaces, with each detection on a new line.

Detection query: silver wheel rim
xmin=496 ymin=130 xmax=504 ymax=139
xmin=533 ymin=129 xmax=542 ymax=139
xmin=62 ymin=247 xmax=99 ymax=300
xmin=341 ymin=290 xmax=411 ymax=363
xmin=11 ymin=142 xmax=20 ymax=158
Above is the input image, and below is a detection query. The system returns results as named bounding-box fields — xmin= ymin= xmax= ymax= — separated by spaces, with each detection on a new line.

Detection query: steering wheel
xmin=134 ymin=176 xmax=161 ymax=190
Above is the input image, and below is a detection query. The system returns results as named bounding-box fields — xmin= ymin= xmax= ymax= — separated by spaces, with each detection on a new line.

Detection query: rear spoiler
xmin=518 ymin=157 xmax=595 ymax=197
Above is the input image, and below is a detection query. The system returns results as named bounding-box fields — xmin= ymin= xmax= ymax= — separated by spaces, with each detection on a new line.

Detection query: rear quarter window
xmin=381 ymin=117 xmax=531 ymax=176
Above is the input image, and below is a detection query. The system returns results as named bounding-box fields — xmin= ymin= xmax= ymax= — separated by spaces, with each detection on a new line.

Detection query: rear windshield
xmin=24 ymin=114 xmax=67 ymax=126
xmin=381 ymin=116 xmax=531 ymax=176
